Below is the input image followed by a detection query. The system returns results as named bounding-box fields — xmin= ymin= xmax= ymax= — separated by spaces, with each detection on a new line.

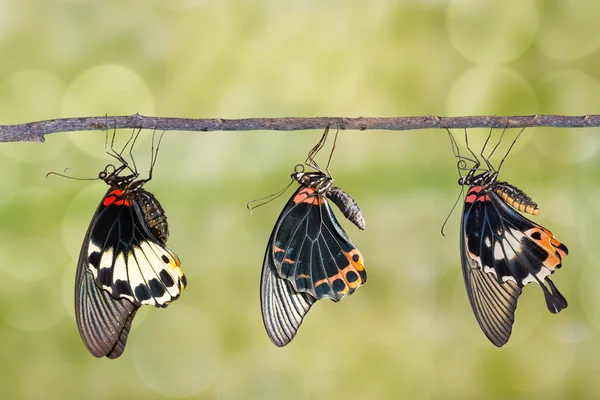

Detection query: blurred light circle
xmin=536 ymin=2 xmax=600 ymax=60
xmin=545 ymin=315 xmax=597 ymax=344
xmin=133 ymin=304 xmax=222 ymax=397
xmin=0 ymin=237 xmax=67 ymax=281
xmin=1 ymin=277 xmax=66 ymax=331
xmin=534 ymin=71 xmax=600 ymax=164
xmin=536 ymin=70 xmax=600 ymax=114
xmin=0 ymin=70 xmax=67 ymax=163
xmin=0 ymin=187 xmax=65 ymax=247
xmin=508 ymin=338 xmax=575 ymax=393
xmin=446 ymin=65 xmax=537 ymax=116
xmin=447 ymin=0 xmax=538 ymax=64
xmin=62 ymin=64 xmax=154 ymax=158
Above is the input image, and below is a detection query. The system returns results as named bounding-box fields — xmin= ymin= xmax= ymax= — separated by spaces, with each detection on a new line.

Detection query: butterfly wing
xmin=460 ymin=187 xmax=568 ymax=346
xmin=260 ymin=186 xmax=366 ymax=346
xmin=75 ymin=188 xmax=185 ymax=358
xmin=260 ymin=244 xmax=316 ymax=347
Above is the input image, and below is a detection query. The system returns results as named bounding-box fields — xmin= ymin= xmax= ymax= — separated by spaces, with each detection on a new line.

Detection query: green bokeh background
xmin=1 ymin=0 xmax=599 ymax=399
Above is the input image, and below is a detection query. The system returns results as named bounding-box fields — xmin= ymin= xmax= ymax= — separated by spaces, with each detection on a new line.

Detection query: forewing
xmin=260 ymin=244 xmax=316 ymax=346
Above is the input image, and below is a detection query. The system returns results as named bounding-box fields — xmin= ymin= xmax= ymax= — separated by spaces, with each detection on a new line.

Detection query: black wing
xmin=260 ymin=186 xmax=366 ymax=346
xmin=460 ymin=187 xmax=568 ymax=346
xmin=75 ymin=189 xmax=185 ymax=358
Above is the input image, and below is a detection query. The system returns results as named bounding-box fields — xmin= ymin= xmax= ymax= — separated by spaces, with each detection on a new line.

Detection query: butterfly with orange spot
xmin=250 ymin=127 xmax=366 ymax=347
xmin=447 ymin=127 xmax=568 ymax=347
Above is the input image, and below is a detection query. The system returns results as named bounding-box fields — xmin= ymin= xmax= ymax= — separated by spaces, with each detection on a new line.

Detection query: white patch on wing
xmin=139 ymin=241 xmax=184 ymax=294
xmin=93 ymin=248 xmax=114 ymax=279
xmin=501 ymin=275 xmax=517 ymax=284
xmin=112 ymin=254 xmax=129 ymax=284
xmin=494 ymin=242 xmax=504 ymax=260
xmin=125 ymin=250 xmax=149 ymax=304
xmin=484 ymin=265 xmax=498 ymax=278
xmin=520 ymin=267 xmax=552 ymax=286
xmin=87 ymin=242 xmax=101 ymax=256
xmin=484 ymin=236 xmax=491 ymax=248
xmin=112 ymin=253 xmax=127 ymax=286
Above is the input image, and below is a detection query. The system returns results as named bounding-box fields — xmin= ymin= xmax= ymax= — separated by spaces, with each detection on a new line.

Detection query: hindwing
xmin=460 ymin=187 xmax=568 ymax=346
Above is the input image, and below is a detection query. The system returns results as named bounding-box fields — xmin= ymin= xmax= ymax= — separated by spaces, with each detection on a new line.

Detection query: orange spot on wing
xmin=293 ymin=188 xmax=324 ymax=205
xmin=525 ymin=227 xmax=568 ymax=271
xmin=344 ymin=249 xmax=365 ymax=272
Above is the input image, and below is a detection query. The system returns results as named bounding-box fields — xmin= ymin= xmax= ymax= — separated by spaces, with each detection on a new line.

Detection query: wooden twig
xmin=1 ymin=114 xmax=598 ymax=143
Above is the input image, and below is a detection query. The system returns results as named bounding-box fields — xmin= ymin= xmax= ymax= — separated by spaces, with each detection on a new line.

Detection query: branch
xmin=2 ymin=114 xmax=598 ymax=143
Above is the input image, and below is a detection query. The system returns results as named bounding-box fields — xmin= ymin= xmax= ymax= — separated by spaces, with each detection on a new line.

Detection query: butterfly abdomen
xmin=495 ymin=181 xmax=539 ymax=215
xmin=326 ymin=187 xmax=366 ymax=230
xmin=135 ymin=189 xmax=169 ymax=243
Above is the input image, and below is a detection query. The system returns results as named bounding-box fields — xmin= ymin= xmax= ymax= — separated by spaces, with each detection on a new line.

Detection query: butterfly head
xmin=291 ymin=165 xmax=333 ymax=193
xmin=99 ymin=164 xmax=140 ymax=190
xmin=458 ymin=169 xmax=498 ymax=190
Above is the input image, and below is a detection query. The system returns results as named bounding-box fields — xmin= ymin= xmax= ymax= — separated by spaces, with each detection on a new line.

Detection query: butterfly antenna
xmin=441 ymin=184 xmax=465 ymax=237
xmin=46 ymin=167 xmax=99 ymax=181
xmin=497 ymin=127 xmax=525 ymax=172
xmin=246 ymin=179 xmax=295 ymax=215
xmin=306 ymin=125 xmax=330 ymax=172
xmin=441 ymin=128 xmax=469 ymax=236
xmin=325 ymin=125 xmax=339 ymax=177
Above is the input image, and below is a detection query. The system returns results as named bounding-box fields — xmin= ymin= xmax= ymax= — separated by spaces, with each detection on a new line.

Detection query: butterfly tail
xmin=542 ymin=277 xmax=568 ymax=314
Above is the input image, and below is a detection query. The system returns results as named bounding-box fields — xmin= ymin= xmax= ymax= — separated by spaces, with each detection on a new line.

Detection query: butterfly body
xmin=76 ymin=165 xmax=185 ymax=358
xmin=459 ymin=169 xmax=568 ymax=346
xmin=260 ymin=169 xmax=366 ymax=347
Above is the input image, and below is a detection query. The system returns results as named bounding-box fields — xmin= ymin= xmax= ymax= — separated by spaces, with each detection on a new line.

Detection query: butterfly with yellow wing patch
xmin=63 ymin=127 xmax=186 ymax=358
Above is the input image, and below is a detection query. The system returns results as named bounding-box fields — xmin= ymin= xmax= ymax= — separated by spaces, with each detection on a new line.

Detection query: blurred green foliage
xmin=0 ymin=0 xmax=599 ymax=399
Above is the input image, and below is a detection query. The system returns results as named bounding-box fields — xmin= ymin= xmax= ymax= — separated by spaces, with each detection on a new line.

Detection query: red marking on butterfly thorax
xmin=465 ymin=186 xmax=490 ymax=203
xmin=293 ymin=188 xmax=325 ymax=205
xmin=103 ymin=189 xmax=133 ymax=207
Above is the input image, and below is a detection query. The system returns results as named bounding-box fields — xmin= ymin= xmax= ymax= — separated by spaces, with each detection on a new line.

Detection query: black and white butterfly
xmin=250 ymin=127 xmax=366 ymax=347
xmin=447 ymin=128 xmax=568 ymax=347
xmin=68 ymin=128 xmax=186 ymax=358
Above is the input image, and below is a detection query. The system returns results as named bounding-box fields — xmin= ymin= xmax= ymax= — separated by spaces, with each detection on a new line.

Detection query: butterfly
xmin=70 ymin=129 xmax=186 ymax=358
xmin=448 ymin=128 xmax=568 ymax=347
xmin=252 ymin=127 xmax=367 ymax=347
